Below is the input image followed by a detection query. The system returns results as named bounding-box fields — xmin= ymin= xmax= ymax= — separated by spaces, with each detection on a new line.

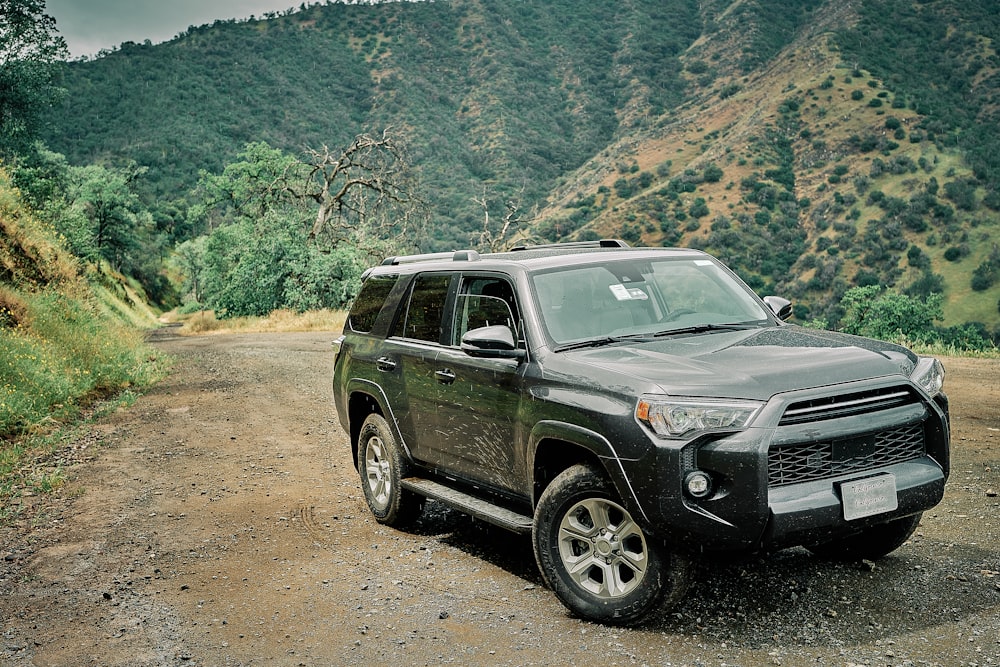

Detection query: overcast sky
xmin=47 ymin=0 xmax=303 ymax=58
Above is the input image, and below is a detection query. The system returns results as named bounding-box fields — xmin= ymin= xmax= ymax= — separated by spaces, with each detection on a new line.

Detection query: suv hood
xmin=566 ymin=325 xmax=919 ymax=400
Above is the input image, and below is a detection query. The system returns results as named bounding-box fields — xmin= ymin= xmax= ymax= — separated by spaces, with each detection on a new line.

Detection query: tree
xmin=69 ymin=162 xmax=149 ymax=270
xmin=185 ymin=133 xmax=425 ymax=317
xmin=970 ymin=245 xmax=999 ymax=292
xmin=292 ymin=129 xmax=426 ymax=258
xmin=194 ymin=141 xmax=301 ymax=228
xmin=472 ymin=184 xmax=534 ymax=252
xmin=0 ymin=0 xmax=67 ymax=155
xmin=839 ymin=285 xmax=943 ymax=344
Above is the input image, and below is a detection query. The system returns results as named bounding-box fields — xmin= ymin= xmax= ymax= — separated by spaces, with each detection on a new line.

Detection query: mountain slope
xmin=537 ymin=0 xmax=1000 ymax=328
xmin=41 ymin=0 xmax=1000 ymax=331
xmin=43 ymin=0 xmax=702 ymax=247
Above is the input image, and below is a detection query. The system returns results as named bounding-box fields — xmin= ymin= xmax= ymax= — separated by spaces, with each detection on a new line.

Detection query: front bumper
xmin=762 ymin=457 xmax=946 ymax=550
xmin=637 ymin=379 xmax=950 ymax=554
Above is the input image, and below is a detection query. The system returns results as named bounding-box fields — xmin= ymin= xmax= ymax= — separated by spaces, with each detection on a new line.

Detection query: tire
xmin=806 ymin=513 xmax=922 ymax=561
xmin=357 ymin=413 xmax=424 ymax=527
xmin=532 ymin=463 xmax=692 ymax=626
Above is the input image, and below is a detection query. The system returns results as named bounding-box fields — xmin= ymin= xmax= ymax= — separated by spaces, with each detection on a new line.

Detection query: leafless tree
xmin=289 ymin=129 xmax=426 ymax=258
xmin=473 ymin=184 xmax=535 ymax=253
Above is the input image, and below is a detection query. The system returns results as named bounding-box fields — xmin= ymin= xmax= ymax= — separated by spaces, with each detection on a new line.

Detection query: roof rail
xmin=381 ymin=249 xmax=481 ymax=266
xmin=508 ymin=239 xmax=630 ymax=252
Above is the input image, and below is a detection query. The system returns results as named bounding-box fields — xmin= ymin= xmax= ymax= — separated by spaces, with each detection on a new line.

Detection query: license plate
xmin=840 ymin=474 xmax=898 ymax=521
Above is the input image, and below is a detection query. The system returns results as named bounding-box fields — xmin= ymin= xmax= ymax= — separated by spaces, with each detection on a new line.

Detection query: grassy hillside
xmin=0 ymin=168 xmax=167 ymax=442
xmin=40 ymin=0 xmax=1000 ymax=333
xmin=533 ymin=0 xmax=1000 ymax=330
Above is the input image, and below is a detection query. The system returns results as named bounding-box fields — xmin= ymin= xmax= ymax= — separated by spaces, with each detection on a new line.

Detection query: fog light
xmin=684 ymin=471 xmax=713 ymax=499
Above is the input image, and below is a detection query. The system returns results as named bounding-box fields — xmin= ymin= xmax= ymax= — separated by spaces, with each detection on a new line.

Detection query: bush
xmin=839 ymin=285 xmax=943 ymax=344
xmin=943 ymin=245 xmax=968 ymax=261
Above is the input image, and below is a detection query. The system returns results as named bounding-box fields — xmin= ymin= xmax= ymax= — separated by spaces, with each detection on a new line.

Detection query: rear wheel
xmin=806 ymin=513 xmax=922 ymax=561
xmin=532 ymin=464 xmax=691 ymax=625
xmin=357 ymin=414 xmax=423 ymax=527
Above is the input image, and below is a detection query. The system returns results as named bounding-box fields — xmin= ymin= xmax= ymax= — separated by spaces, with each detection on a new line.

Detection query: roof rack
xmin=508 ymin=239 xmax=630 ymax=251
xmin=381 ymin=249 xmax=481 ymax=266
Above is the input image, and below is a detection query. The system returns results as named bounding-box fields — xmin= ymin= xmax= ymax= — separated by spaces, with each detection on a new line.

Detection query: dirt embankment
xmin=1 ymin=329 xmax=998 ymax=666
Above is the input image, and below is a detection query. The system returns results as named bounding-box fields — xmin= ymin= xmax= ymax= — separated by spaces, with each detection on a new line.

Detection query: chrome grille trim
xmin=779 ymin=387 xmax=917 ymax=426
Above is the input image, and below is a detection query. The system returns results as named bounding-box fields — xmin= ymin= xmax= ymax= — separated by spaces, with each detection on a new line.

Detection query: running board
xmin=401 ymin=477 xmax=533 ymax=534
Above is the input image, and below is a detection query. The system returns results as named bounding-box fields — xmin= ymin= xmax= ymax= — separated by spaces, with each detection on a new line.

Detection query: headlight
xmin=911 ymin=356 xmax=945 ymax=397
xmin=636 ymin=396 xmax=763 ymax=438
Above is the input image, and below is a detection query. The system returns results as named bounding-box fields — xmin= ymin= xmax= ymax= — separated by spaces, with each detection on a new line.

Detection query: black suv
xmin=331 ymin=241 xmax=950 ymax=625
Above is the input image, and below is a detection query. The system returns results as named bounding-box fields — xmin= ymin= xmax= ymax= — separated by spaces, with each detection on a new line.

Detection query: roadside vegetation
xmin=167 ymin=308 xmax=346 ymax=336
xmin=0 ymin=169 xmax=170 ymax=514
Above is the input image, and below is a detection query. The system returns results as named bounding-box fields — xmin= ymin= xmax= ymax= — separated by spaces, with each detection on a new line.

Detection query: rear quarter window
xmin=348 ymin=274 xmax=399 ymax=333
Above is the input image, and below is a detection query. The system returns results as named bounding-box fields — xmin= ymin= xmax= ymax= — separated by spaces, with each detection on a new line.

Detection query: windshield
xmin=531 ymin=256 xmax=771 ymax=347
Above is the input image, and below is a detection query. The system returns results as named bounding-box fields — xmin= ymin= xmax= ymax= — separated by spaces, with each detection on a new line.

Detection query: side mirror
xmin=461 ymin=325 xmax=525 ymax=359
xmin=763 ymin=296 xmax=793 ymax=321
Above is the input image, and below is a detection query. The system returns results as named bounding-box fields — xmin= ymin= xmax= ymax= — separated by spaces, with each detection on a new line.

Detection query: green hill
xmin=0 ymin=167 xmax=166 ymax=442
xmin=40 ymin=0 xmax=1000 ymax=332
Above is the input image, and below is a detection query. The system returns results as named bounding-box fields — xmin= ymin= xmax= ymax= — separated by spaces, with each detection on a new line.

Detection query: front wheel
xmin=357 ymin=413 xmax=423 ymax=527
xmin=532 ymin=464 xmax=691 ymax=625
xmin=806 ymin=513 xmax=922 ymax=561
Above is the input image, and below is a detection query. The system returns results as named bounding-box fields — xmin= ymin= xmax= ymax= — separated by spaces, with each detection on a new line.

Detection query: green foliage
xmin=11 ymin=145 xmax=175 ymax=304
xmin=182 ymin=140 xmax=385 ymax=317
xmin=725 ymin=0 xmax=824 ymax=72
xmin=838 ymin=0 xmax=1000 ymax=192
xmin=689 ymin=197 xmax=709 ymax=218
xmin=703 ymin=163 xmax=724 ymax=183
xmin=194 ymin=211 xmax=363 ymax=318
xmin=839 ymin=285 xmax=943 ymax=344
xmin=42 ymin=0 xmax=702 ymax=250
xmin=970 ymin=246 xmax=1000 ymax=292
xmin=0 ymin=0 xmax=68 ymax=155
xmin=0 ymin=172 xmax=168 ymax=439
xmin=0 ymin=291 xmax=157 ymax=431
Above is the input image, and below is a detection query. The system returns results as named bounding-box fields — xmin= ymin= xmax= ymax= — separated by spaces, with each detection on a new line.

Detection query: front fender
xmin=528 ymin=420 xmax=648 ymax=523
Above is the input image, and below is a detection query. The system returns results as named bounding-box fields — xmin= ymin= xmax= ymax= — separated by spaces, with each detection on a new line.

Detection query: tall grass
xmin=0 ymin=288 xmax=169 ymax=438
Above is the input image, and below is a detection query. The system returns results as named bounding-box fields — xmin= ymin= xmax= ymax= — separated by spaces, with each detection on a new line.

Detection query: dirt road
xmin=2 ymin=329 xmax=998 ymax=666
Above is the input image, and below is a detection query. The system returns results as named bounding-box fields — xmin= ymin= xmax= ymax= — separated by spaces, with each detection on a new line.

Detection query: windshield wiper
xmin=652 ymin=322 xmax=764 ymax=338
xmin=554 ymin=333 xmax=655 ymax=352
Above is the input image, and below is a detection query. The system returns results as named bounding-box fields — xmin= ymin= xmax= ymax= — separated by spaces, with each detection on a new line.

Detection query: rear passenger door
xmin=377 ymin=271 xmax=456 ymax=465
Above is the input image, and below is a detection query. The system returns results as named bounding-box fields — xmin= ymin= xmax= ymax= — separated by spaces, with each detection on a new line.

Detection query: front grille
xmin=768 ymin=422 xmax=925 ymax=487
xmin=779 ymin=386 xmax=920 ymax=426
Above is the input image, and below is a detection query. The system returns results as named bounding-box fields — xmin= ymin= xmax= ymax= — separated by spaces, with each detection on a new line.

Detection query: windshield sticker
xmin=609 ymin=285 xmax=648 ymax=301
xmin=694 ymin=260 xmax=714 ymax=266
xmin=609 ymin=284 xmax=632 ymax=301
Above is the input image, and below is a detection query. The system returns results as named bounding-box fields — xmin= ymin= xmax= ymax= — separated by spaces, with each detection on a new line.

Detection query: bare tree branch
xmin=474 ymin=183 xmax=533 ymax=252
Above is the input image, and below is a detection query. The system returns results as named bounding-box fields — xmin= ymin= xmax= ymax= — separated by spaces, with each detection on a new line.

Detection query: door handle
xmin=435 ymin=369 xmax=456 ymax=384
xmin=376 ymin=356 xmax=397 ymax=372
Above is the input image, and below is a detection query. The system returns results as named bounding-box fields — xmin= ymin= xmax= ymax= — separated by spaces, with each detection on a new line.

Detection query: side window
xmin=348 ymin=274 xmax=398 ymax=333
xmin=402 ymin=273 xmax=452 ymax=343
xmin=452 ymin=277 xmax=519 ymax=346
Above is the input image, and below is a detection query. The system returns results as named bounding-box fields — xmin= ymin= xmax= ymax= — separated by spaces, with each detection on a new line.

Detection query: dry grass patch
xmin=168 ymin=308 xmax=347 ymax=335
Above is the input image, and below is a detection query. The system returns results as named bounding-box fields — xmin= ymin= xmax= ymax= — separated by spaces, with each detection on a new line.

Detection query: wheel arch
xmin=529 ymin=420 xmax=648 ymax=523
xmin=345 ymin=379 xmax=402 ymax=468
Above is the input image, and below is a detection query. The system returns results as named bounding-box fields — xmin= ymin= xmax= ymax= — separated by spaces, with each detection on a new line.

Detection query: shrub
xmin=839 ymin=285 xmax=943 ymax=344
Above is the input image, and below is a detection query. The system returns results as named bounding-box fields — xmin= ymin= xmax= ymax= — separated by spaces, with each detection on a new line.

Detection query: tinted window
xmin=452 ymin=277 xmax=519 ymax=345
xmin=402 ymin=273 xmax=452 ymax=343
xmin=348 ymin=274 xmax=398 ymax=333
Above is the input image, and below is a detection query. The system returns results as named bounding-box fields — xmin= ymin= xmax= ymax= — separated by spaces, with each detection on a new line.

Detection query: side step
xmin=401 ymin=477 xmax=533 ymax=534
